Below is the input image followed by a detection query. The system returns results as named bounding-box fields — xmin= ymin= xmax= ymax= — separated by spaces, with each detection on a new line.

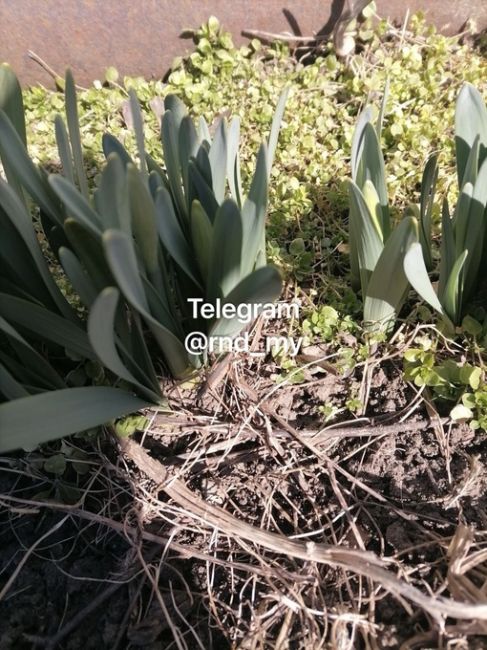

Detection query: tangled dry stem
xmin=2 ymin=341 xmax=487 ymax=648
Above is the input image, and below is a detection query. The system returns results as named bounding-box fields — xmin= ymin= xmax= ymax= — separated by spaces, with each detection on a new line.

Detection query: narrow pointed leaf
xmin=190 ymin=200 xmax=213 ymax=282
xmin=198 ymin=115 xmax=211 ymax=143
xmin=128 ymin=313 xmax=162 ymax=393
xmin=128 ymin=164 xmax=159 ymax=274
xmin=460 ymin=134 xmax=480 ymax=188
xmin=348 ymin=198 xmax=361 ymax=292
xmin=0 ymin=315 xmax=65 ymax=390
xmin=266 ymin=86 xmax=289 ymax=175
xmin=453 ymin=182 xmax=474 ymax=263
xmin=96 ymin=152 xmax=131 ymax=234
xmin=0 ymin=210 xmax=59 ymax=312
xmin=362 ymin=179 xmax=384 ymax=240
xmin=419 ymin=154 xmax=438 ymax=270
xmin=0 ymin=178 xmax=76 ymax=319
xmin=208 ymin=118 xmax=227 ymax=203
xmin=348 ymin=180 xmax=384 ymax=297
xmin=64 ymin=218 xmax=113 ymax=291
xmin=0 ymin=387 xmax=149 ymax=453
xmin=178 ymin=115 xmax=199 ymax=201
xmin=161 ymin=109 xmax=187 ymax=220
xmin=0 ymin=293 xmax=95 ymax=359
xmin=154 ymin=187 xmax=202 ymax=287
xmin=363 ymin=216 xmax=418 ymax=332
xmin=241 ymin=144 xmax=268 ymax=275
xmin=208 ymin=198 xmax=243 ymax=301
xmin=463 ymin=157 xmax=487 ymax=297
xmin=403 ymin=242 xmax=445 ymax=316
xmin=148 ymin=167 xmax=166 ymax=198
xmin=49 ymin=174 xmax=102 ymax=235
xmin=375 ymin=78 xmax=389 ymax=139
xmin=102 ymin=133 xmax=133 ymax=166
xmin=103 ymin=230 xmax=190 ymax=378
xmin=438 ymin=198 xmax=455 ymax=297
xmin=0 ymin=65 xmax=27 ymax=201
xmin=0 ymin=110 xmax=62 ymax=223
xmin=351 ymin=106 xmax=373 ymax=180
xmin=443 ymin=251 xmax=468 ymax=324
xmin=59 ymin=246 xmax=98 ymax=308
xmin=188 ymin=160 xmax=219 ymax=223
xmin=0 ymin=363 xmax=29 ymax=400
xmin=226 ymin=117 xmax=242 ymax=206
xmin=54 ymin=115 xmax=75 ymax=183
xmin=65 ymin=69 xmax=89 ymax=199
xmin=195 ymin=144 xmax=213 ymax=187
xmin=0 ymin=64 xmax=26 ymax=145
xmin=141 ymin=276 xmax=182 ymax=337
xmin=455 ymin=83 xmax=487 ymax=188
xmin=88 ymin=287 xmax=162 ymax=402
xmin=103 ymin=229 xmax=149 ymax=309
xmin=128 ymin=89 xmax=148 ymax=180
xmin=210 ymin=265 xmax=282 ymax=337
xmin=164 ymin=95 xmax=187 ymax=128
xmin=356 ymin=123 xmax=390 ymax=237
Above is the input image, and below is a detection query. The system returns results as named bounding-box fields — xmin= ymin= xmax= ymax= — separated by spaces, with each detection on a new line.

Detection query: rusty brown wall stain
xmin=0 ymin=0 xmax=486 ymax=87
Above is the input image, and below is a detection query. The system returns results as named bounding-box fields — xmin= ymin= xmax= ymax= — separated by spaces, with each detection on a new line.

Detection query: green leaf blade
xmin=363 ymin=216 xmax=418 ymax=333
xmin=0 ymin=387 xmax=149 ymax=452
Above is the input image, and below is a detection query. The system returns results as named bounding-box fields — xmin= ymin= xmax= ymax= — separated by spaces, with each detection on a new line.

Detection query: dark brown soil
xmin=0 ymin=501 xmax=130 ymax=650
xmin=1 ymin=354 xmax=487 ymax=649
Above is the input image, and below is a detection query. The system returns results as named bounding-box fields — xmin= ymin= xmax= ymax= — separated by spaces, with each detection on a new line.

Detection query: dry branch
xmin=120 ymin=437 xmax=487 ymax=622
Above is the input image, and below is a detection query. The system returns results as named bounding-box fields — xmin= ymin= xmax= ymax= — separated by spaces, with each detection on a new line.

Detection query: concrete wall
xmin=0 ymin=1 xmax=485 ymax=87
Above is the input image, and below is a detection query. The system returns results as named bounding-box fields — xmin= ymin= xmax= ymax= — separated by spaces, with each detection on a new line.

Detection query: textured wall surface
xmin=0 ymin=0 xmax=485 ymax=87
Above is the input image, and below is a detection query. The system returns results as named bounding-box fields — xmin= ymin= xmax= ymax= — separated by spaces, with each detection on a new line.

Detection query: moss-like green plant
xmin=403 ymin=334 xmax=487 ymax=430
